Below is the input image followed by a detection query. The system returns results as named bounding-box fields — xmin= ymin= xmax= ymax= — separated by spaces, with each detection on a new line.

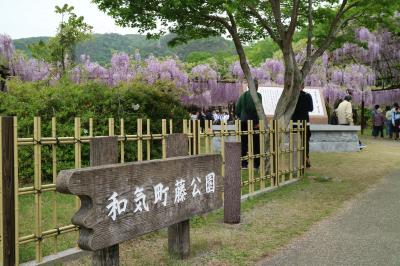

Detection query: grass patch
xmin=28 ymin=138 xmax=400 ymax=265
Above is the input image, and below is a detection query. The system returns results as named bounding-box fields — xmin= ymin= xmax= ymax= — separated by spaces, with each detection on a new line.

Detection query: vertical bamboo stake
xmin=51 ymin=118 xmax=58 ymax=253
xmin=108 ymin=118 xmax=114 ymax=136
xmin=120 ymin=119 xmax=125 ymax=163
xmin=89 ymin=118 xmax=93 ymax=138
xmin=34 ymin=117 xmax=42 ymax=262
xmin=188 ymin=120 xmax=192 ymax=155
xmin=248 ymin=120 xmax=254 ymax=193
xmin=183 ymin=119 xmax=189 ymax=155
xmin=13 ymin=117 xmax=19 ymax=266
xmin=235 ymin=120 xmax=240 ymax=141
xmin=297 ymin=121 xmax=301 ymax=177
xmin=274 ymin=120 xmax=280 ymax=187
xmin=259 ymin=119 xmax=265 ymax=189
xmin=169 ymin=119 xmax=173 ymax=134
xmin=137 ymin=119 xmax=143 ymax=161
xmin=209 ymin=120 xmax=214 ymax=154
xmin=289 ymin=120 xmax=294 ymax=180
xmin=269 ymin=120 xmax=274 ymax=188
xmin=197 ymin=120 xmax=201 ymax=154
xmin=192 ymin=120 xmax=197 ymax=155
xmin=74 ymin=117 xmax=81 ymax=246
xmin=162 ymin=119 xmax=167 ymax=159
xmin=221 ymin=121 xmax=226 ymax=178
xmin=205 ymin=120 xmax=209 ymax=154
xmin=146 ymin=119 xmax=151 ymax=161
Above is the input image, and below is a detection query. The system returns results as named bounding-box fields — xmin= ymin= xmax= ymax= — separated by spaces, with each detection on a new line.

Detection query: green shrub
xmin=0 ymin=78 xmax=189 ymax=185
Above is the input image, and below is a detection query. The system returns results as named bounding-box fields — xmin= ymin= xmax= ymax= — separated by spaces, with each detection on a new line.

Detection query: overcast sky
xmin=0 ymin=0 xmax=141 ymax=39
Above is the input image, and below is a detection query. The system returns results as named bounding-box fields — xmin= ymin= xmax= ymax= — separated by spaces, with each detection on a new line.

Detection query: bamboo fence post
xmin=74 ymin=117 xmax=81 ymax=245
xmin=268 ymin=120 xmax=274 ymax=187
xmin=248 ymin=120 xmax=254 ymax=193
xmin=137 ymin=119 xmax=143 ymax=161
xmin=162 ymin=119 xmax=167 ymax=159
xmin=108 ymin=118 xmax=114 ymax=136
xmin=297 ymin=121 xmax=301 ymax=178
xmin=274 ymin=120 xmax=279 ymax=187
xmin=197 ymin=120 xmax=201 ymax=154
xmin=120 ymin=119 xmax=125 ymax=163
xmin=34 ymin=117 xmax=43 ymax=262
xmin=221 ymin=121 xmax=226 ymax=178
xmin=259 ymin=119 xmax=266 ymax=189
xmin=205 ymin=120 xmax=209 ymax=154
xmin=52 ymin=117 xmax=58 ymax=253
xmin=13 ymin=117 xmax=19 ymax=265
xmin=146 ymin=119 xmax=151 ymax=161
xmin=89 ymin=118 xmax=93 ymax=137
xmin=188 ymin=120 xmax=192 ymax=155
xmin=289 ymin=120 xmax=294 ymax=180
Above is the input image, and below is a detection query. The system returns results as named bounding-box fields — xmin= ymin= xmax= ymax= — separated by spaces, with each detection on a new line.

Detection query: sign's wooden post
xmin=224 ymin=141 xmax=241 ymax=224
xmin=166 ymin=134 xmax=190 ymax=259
xmin=90 ymin=137 xmax=119 ymax=266
xmin=1 ymin=117 xmax=16 ymax=266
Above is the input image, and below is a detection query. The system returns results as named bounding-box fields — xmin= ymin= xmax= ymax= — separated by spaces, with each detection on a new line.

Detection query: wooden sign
xmin=56 ymin=154 xmax=222 ymax=251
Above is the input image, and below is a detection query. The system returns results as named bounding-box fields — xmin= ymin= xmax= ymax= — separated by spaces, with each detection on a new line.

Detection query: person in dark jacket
xmin=291 ymin=87 xmax=313 ymax=168
xmin=236 ymin=79 xmax=262 ymax=169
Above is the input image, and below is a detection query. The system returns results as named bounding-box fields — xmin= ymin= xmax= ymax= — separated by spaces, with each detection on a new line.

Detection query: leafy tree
xmin=27 ymin=4 xmax=92 ymax=74
xmin=93 ymin=0 xmax=400 ymax=126
xmin=186 ymin=51 xmax=213 ymax=64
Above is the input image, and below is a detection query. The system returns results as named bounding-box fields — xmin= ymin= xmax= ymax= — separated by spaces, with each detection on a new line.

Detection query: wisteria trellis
xmin=1 ymin=29 xmax=400 ymax=108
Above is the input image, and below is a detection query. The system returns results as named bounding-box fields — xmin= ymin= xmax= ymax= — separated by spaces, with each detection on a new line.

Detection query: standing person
xmin=292 ymin=86 xmax=313 ymax=168
xmin=336 ymin=95 xmax=354 ymax=126
xmin=392 ymin=103 xmax=400 ymax=140
xmin=236 ymin=79 xmax=262 ymax=169
xmin=385 ymin=106 xmax=393 ymax=138
xmin=371 ymin=105 xmax=385 ymax=138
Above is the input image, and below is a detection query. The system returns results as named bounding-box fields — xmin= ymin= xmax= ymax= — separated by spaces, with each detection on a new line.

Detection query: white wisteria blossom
xmin=106 ymin=192 xmax=128 ymax=221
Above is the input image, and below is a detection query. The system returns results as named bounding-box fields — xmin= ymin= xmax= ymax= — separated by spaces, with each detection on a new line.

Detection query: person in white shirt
xmin=336 ymin=95 xmax=354 ymax=126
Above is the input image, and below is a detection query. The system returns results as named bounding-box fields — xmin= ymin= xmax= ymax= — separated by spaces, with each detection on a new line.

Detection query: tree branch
xmin=287 ymin=0 xmax=301 ymax=40
xmin=301 ymin=0 xmax=362 ymax=76
xmin=246 ymin=5 xmax=280 ymax=45
xmin=269 ymin=0 xmax=285 ymax=39
xmin=306 ymin=0 xmax=313 ymax=63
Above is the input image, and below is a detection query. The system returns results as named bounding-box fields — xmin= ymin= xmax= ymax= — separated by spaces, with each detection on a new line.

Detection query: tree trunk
xmin=274 ymin=44 xmax=303 ymax=128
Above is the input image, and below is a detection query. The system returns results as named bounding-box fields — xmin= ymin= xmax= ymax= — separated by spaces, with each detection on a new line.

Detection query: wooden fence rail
xmin=0 ymin=116 xmax=306 ymax=265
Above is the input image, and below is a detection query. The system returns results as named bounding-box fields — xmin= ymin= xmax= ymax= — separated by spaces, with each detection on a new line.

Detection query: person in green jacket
xmin=236 ymin=79 xmax=263 ymax=169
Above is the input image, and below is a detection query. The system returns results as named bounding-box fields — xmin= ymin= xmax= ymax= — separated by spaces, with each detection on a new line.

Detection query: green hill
xmin=13 ymin=33 xmax=236 ymax=65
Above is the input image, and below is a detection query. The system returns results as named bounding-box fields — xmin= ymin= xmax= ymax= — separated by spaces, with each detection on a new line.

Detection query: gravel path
xmin=258 ymin=170 xmax=400 ymax=266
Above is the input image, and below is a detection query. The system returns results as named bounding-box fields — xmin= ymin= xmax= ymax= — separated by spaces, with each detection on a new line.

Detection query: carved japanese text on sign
xmin=56 ymin=154 xmax=222 ymax=251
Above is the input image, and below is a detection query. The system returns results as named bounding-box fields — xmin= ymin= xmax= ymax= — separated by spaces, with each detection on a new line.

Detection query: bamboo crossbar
xmin=0 ymin=116 xmax=306 ymax=264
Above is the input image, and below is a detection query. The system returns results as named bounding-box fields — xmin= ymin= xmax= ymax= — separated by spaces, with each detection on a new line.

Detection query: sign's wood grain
xmin=57 ymin=154 xmax=222 ymax=251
